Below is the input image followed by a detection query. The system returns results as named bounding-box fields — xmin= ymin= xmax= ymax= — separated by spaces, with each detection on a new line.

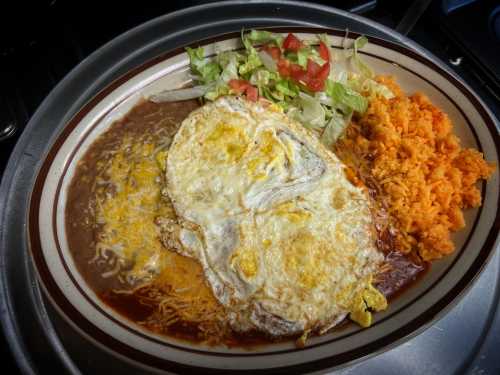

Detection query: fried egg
xmin=163 ymin=96 xmax=385 ymax=336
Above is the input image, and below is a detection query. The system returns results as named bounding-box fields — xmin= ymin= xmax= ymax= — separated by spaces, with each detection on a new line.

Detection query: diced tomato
xmin=282 ymin=33 xmax=303 ymax=52
xmin=290 ymin=63 xmax=312 ymax=85
xmin=293 ymin=74 xmax=310 ymax=86
xmin=278 ymin=66 xmax=290 ymax=77
xmin=306 ymin=59 xmax=321 ymax=77
xmin=276 ymin=57 xmax=329 ymax=92
xmin=246 ymin=85 xmax=258 ymax=101
xmin=289 ymin=64 xmax=306 ymax=82
xmin=228 ymin=79 xmax=258 ymax=101
xmin=289 ymin=63 xmax=304 ymax=75
xmin=277 ymin=58 xmax=291 ymax=77
xmin=318 ymin=41 xmax=330 ymax=62
xmin=316 ymin=62 xmax=330 ymax=81
xmin=307 ymin=78 xmax=325 ymax=92
xmin=303 ymin=61 xmax=329 ymax=91
xmin=229 ymin=79 xmax=249 ymax=94
xmin=262 ymin=44 xmax=281 ymax=60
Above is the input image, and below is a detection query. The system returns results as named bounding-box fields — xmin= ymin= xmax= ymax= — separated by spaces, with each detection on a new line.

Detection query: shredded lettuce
xmin=239 ymin=30 xmax=263 ymax=75
xmin=275 ymin=79 xmax=300 ymax=98
xmin=150 ymin=85 xmax=211 ymax=103
xmin=297 ymin=48 xmax=309 ymax=67
xmin=288 ymin=93 xmax=327 ymax=129
xmin=362 ymin=79 xmax=395 ymax=99
xmin=256 ymin=78 xmax=300 ymax=102
xmin=321 ymin=110 xmax=352 ymax=147
xmin=295 ymin=46 xmax=324 ymax=68
xmin=351 ymin=36 xmax=374 ymax=81
xmin=284 ymin=46 xmax=324 ymax=69
xmin=246 ymin=30 xmax=284 ymax=46
xmin=171 ymin=30 xmax=389 ymax=146
xmin=326 ymin=79 xmax=368 ymax=114
xmin=186 ymin=47 xmax=221 ymax=84
xmin=354 ymin=35 xmax=368 ymax=50
xmin=239 ymin=52 xmax=262 ymax=75
xmin=263 ymin=86 xmax=285 ymax=102
xmin=216 ymin=51 xmax=242 ymax=69
xmin=203 ymin=51 xmax=240 ymax=100
xmin=250 ymin=69 xmax=274 ymax=87
xmin=204 ymin=85 xmax=229 ymax=101
xmin=258 ymin=50 xmax=277 ymax=71
xmin=348 ymin=75 xmax=395 ymax=100
xmin=218 ymin=53 xmax=240 ymax=83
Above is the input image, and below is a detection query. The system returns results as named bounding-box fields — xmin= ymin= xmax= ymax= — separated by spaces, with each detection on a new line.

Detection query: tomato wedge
xmin=316 ymin=62 xmax=330 ymax=81
xmin=306 ymin=59 xmax=321 ymax=77
xmin=292 ymin=73 xmax=309 ymax=86
xmin=262 ymin=44 xmax=281 ymax=60
xmin=276 ymin=56 xmax=329 ymax=92
xmin=277 ymin=58 xmax=290 ymax=77
xmin=289 ymin=63 xmax=304 ymax=75
xmin=228 ymin=79 xmax=258 ymax=101
xmin=282 ymin=33 xmax=302 ymax=52
xmin=246 ymin=85 xmax=258 ymax=102
xmin=318 ymin=41 xmax=330 ymax=62
xmin=229 ymin=79 xmax=249 ymax=94
xmin=289 ymin=63 xmax=308 ymax=83
xmin=307 ymin=78 xmax=325 ymax=92
xmin=303 ymin=60 xmax=330 ymax=91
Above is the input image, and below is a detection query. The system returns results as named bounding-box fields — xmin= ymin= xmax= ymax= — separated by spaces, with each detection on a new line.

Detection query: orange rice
xmin=337 ymin=76 xmax=495 ymax=261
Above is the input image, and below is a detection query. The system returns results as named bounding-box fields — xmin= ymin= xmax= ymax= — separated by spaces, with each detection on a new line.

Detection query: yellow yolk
xmin=232 ymin=248 xmax=259 ymax=278
xmin=246 ymin=130 xmax=287 ymax=180
xmin=273 ymin=202 xmax=312 ymax=223
xmin=205 ymin=122 xmax=249 ymax=163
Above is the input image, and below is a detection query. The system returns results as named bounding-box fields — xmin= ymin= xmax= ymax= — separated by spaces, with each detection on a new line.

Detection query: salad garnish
xmin=150 ymin=30 xmax=394 ymax=146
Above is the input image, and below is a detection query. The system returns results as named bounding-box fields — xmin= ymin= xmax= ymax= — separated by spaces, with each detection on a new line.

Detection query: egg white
xmin=165 ymin=96 xmax=383 ymax=335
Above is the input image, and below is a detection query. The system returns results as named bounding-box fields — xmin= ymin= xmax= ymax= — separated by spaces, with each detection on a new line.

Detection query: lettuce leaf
xmin=246 ymin=30 xmax=283 ymax=46
xmin=250 ymin=69 xmax=277 ymax=86
xmin=321 ymin=110 xmax=352 ymax=147
xmin=216 ymin=51 xmax=243 ymax=69
xmin=218 ymin=53 xmax=240 ymax=83
xmin=287 ymin=46 xmax=324 ymax=68
xmin=186 ymin=47 xmax=221 ymax=84
xmin=275 ymin=79 xmax=300 ymax=98
xmin=352 ymin=36 xmax=374 ymax=80
xmin=362 ymin=79 xmax=395 ymax=100
xmin=204 ymin=84 xmax=230 ymax=101
xmin=258 ymin=50 xmax=277 ymax=71
xmin=320 ymin=111 xmax=352 ymax=148
xmin=239 ymin=30 xmax=263 ymax=75
xmin=326 ymin=79 xmax=368 ymax=114
xmin=354 ymin=35 xmax=368 ymax=50
xmin=289 ymin=93 xmax=327 ymax=129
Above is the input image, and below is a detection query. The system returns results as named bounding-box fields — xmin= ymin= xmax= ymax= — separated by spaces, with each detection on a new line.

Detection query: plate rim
xmin=27 ymin=26 xmax=500 ymax=373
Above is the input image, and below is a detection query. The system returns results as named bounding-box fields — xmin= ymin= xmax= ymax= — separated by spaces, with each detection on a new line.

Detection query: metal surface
xmin=396 ymin=0 xmax=434 ymax=35
xmin=0 ymin=1 xmax=498 ymax=374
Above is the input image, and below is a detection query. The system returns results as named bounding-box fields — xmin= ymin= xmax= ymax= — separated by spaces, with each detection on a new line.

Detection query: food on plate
xmin=151 ymin=31 xmax=393 ymax=148
xmin=66 ymin=30 xmax=493 ymax=347
xmin=162 ymin=96 xmax=385 ymax=338
xmin=335 ymin=77 xmax=495 ymax=261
